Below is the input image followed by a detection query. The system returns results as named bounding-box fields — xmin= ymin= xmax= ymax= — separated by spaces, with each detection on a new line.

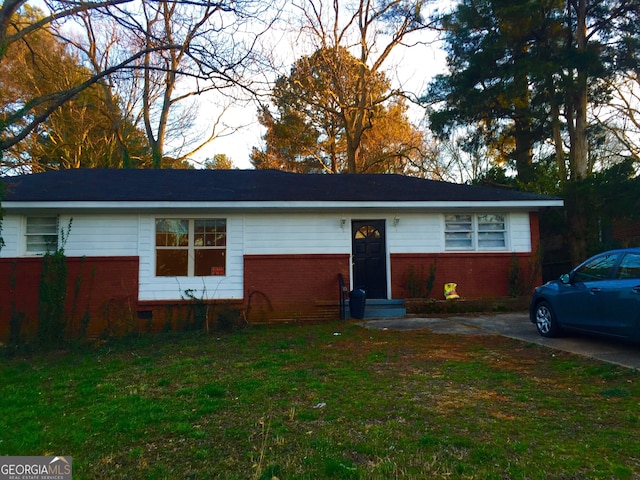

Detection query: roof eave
xmin=2 ymin=199 xmax=565 ymax=213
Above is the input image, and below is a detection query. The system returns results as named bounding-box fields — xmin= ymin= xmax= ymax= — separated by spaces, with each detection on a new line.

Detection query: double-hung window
xmin=444 ymin=214 xmax=473 ymax=250
xmin=25 ymin=216 xmax=59 ymax=254
xmin=445 ymin=214 xmax=507 ymax=251
xmin=155 ymin=218 xmax=226 ymax=276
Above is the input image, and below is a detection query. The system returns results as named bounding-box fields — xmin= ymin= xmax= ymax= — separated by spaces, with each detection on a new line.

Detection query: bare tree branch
xmin=1 ymin=0 xmax=283 ymax=165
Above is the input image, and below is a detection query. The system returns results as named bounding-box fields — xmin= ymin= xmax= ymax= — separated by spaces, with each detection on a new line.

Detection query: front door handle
xmin=589 ymin=287 xmax=602 ymax=294
xmin=633 ymin=285 xmax=640 ymax=293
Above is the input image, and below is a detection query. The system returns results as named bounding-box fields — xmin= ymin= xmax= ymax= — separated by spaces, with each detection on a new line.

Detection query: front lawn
xmin=1 ymin=320 xmax=639 ymax=479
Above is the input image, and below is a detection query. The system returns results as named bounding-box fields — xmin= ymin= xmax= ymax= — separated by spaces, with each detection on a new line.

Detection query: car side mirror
xmin=559 ymin=273 xmax=571 ymax=284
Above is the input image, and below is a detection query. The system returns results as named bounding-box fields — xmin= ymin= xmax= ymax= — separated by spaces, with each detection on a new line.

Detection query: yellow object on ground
xmin=444 ymin=282 xmax=460 ymax=300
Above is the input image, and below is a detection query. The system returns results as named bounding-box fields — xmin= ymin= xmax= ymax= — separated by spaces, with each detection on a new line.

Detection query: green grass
xmin=2 ymin=321 xmax=640 ymax=479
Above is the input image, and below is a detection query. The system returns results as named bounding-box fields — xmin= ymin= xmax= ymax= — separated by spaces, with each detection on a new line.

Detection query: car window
xmin=573 ymin=253 xmax=620 ymax=282
xmin=616 ymin=253 xmax=640 ymax=279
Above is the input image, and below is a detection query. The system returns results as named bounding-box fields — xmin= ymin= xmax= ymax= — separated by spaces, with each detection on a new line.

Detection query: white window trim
xmin=444 ymin=213 xmax=509 ymax=252
xmin=155 ymin=217 xmax=227 ymax=277
xmin=23 ymin=216 xmax=59 ymax=256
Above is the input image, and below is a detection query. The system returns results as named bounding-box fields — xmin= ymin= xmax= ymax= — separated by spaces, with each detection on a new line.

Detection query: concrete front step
xmin=346 ymin=299 xmax=406 ymax=319
xmin=362 ymin=308 xmax=407 ymax=319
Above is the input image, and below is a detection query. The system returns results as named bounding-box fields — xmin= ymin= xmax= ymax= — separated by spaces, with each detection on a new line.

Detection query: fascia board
xmin=2 ymin=199 xmax=564 ymax=213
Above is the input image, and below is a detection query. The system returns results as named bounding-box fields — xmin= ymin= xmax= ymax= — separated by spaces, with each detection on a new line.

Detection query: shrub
xmin=37 ymin=221 xmax=72 ymax=349
xmin=403 ymin=260 xmax=437 ymax=298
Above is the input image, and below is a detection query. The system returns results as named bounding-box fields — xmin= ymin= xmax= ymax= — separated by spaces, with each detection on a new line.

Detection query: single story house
xmin=0 ymin=169 xmax=563 ymax=339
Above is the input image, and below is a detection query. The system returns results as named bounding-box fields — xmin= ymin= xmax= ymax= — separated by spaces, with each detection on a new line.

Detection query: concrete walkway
xmin=361 ymin=312 xmax=640 ymax=370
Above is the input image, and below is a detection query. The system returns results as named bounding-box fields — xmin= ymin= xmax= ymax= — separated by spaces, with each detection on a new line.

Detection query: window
xmin=26 ymin=217 xmax=58 ymax=254
xmin=477 ymin=214 xmax=506 ymax=249
xmin=355 ymin=225 xmax=381 ymax=239
xmin=444 ymin=214 xmax=473 ymax=250
xmin=573 ymin=253 xmax=620 ymax=282
xmin=445 ymin=214 xmax=506 ymax=251
xmin=155 ymin=218 xmax=226 ymax=276
xmin=616 ymin=253 xmax=640 ymax=279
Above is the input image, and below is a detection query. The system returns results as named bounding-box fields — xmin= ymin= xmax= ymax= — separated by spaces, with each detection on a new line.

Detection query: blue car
xmin=530 ymin=248 xmax=640 ymax=340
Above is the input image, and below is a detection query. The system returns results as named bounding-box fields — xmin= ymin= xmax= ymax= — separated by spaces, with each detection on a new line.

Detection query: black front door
xmin=352 ymin=220 xmax=387 ymax=299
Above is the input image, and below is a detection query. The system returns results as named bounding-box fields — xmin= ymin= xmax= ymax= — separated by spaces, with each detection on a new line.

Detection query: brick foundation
xmin=0 ymin=256 xmax=138 ymax=342
xmin=135 ymin=300 xmax=245 ymax=334
xmin=244 ymin=254 xmax=351 ymax=322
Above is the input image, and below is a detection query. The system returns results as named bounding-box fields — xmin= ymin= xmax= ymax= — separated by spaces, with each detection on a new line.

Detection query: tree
xmin=0 ymin=6 xmax=150 ymax=173
xmin=283 ymin=0 xmax=435 ymax=173
xmin=423 ymin=0 xmax=560 ymax=184
xmin=0 ymin=1 xmax=139 ymax=153
xmin=357 ymin=98 xmax=428 ymax=174
xmin=423 ymin=0 xmax=640 ymax=263
xmin=24 ymin=87 xmax=151 ymax=171
xmin=62 ymin=9 xmax=150 ymax=168
xmin=204 ymin=153 xmax=234 ymax=169
xmin=251 ymin=47 xmax=426 ymax=173
xmin=251 ymin=104 xmax=323 ymax=172
xmin=547 ymin=0 xmax=639 ymax=263
xmin=0 ymin=0 xmax=279 ymax=167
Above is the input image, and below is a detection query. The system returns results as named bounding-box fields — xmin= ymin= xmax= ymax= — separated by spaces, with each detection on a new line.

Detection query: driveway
xmin=361 ymin=312 xmax=640 ymax=370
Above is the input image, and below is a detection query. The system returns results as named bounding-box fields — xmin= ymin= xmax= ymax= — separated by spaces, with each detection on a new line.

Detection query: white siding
xmin=1 ymin=214 xmax=139 ymax=258
xmin=0 ymin=215 xmax=20 ymax=257
xmin=509 ymin=212 xmax=532 ymax=252
xmin=386 ymin=213 xmax=443 ymax=253
xmin=243 ymin=212 xmax=350 ymax=254
xmin=137 ymin=215 xmax=245 ymax=301
xmin=60 ymin=214 xmax=140 ymax=257
xmin=388 ymin=212 xmax=532 ymax=254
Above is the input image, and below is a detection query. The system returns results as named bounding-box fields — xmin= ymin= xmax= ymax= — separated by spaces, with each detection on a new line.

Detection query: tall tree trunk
xmin=512 ymin=55 xmax=534 ymax=184
xmin=346 ymin=140 xmax=360 ymax=173
xmin=550 ymin=94 xmax=567 ymax=182
xmin=344 ymin=107 xmax=364 ymax=173
xmin=565 ymin=0 xmax=590 ymax=265
xmin=513 ymin=114 xmax=534 ymax=184
xmin=329 ymin=136 xmax=338 ymax=173
xmin=151 ymin=143 xmax=163 ymax=170
xmin=572 ymin=0 xmax=589 ymax=181
xmin=564 ymin=181 xmax=589 ymax=267
xmin=345 ymin=134 xmax=357 ymax=173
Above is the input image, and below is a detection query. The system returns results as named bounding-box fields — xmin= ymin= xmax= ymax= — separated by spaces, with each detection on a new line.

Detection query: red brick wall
xmin=135 ymin=300 xmax=245 ymax=334
xmin=391 ymin=251 xmax=539 ymax=299
xmin=0 ymin=256 xmax=138 ymax=341
xmin=530 ymin=211 xmax=540 ymax=254
xmin=244 ymin=254 xmax=350 ymax=322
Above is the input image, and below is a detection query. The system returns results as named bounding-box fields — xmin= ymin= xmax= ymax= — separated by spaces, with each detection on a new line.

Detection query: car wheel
xmin=535 ymin=301 xmax=561 ymax=338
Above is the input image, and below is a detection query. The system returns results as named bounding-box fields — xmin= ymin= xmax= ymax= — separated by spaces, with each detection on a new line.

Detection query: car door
xmin=595 ymin=252 xmax=640 ymax=338
xmin=559 ymin=252 xmax=621 ymax=331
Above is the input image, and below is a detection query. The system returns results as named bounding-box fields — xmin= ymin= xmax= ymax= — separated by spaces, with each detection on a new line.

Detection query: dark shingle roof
xmin=1 ymin=168 xmax=559 ymax=203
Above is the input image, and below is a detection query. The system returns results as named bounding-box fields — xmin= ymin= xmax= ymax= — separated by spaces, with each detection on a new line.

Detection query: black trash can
xmin=349 ymin=288 xmax=366 ymax=319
